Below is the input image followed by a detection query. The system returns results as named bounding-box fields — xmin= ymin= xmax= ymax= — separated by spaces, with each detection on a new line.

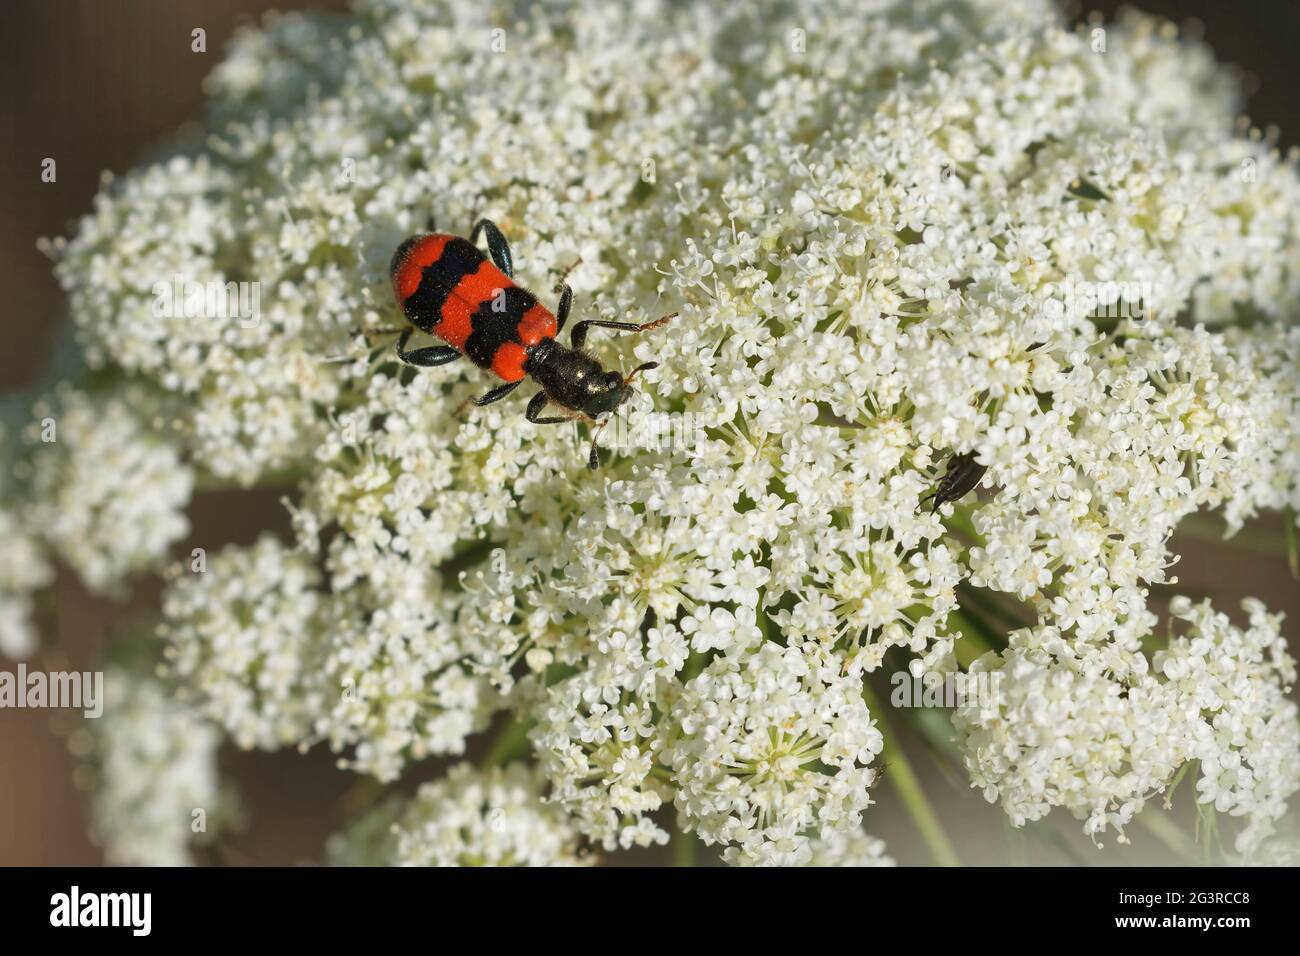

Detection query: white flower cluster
xmin=28 ymin=0 xmax=1300 ymax=864
xmin=954 ymin=624 xmax=1185 ymax=842
xmin=44 ymin=155 xmax=342 ymax=487
xmin=1156 ymin=597 xmax=1300 ymax=856
xmin=1 ymin=388 xmax=192 ymax=660
xmin=529 ymin=668 xmax=672 ymax=852
xmin=386 ymin=762 xmax=586 ymax=866
xmin=0 ymin=500 xmax=52 ymax=659
xmin=327 ymin=762 xmax=586 ymax=866
xmin=161 ymin=535 xmax=327 ymax=749
xmin=24 ymin=388 xmax=193 ymax=595
xmin=0 ymin=387 xmax=192 ymax=660
xmin=955 ymin=597 xmax=1298 ymax=853
xmin=803 ymin=829 xmax=896 ymax=868
xmin=80 ymin=668 xmax=230 ymax=866
xmin=159 ymin=534 xmax=495 ymax=781
xmin=316 ymin=591 xmax=496 ymax=782
xmin=666 ymin=643 xmax=884 ymax=865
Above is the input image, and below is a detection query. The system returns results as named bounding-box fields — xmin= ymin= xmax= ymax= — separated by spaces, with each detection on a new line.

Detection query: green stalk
xmin=672 ymin=812 xmax=699 ymax=867
xmin=944 ymin=502 xmax=986 ymax=545
xmin=948 ymin=608 xmax=996 ymax=668
xmin=862 ymin=681 xmax=960 ymax=866
xmin=482 ymin=716 xmax=533 ymax=768
xmin=1138 ymin=810 xmax=1197 ymax=861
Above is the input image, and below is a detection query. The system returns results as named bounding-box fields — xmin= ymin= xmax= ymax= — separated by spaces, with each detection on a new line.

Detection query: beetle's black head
xmin=580 ymin=370 xmax=633 ymax=418
xmin=534 ymin=347 xmax=627 ymax=418
xmin=527 ymin=340 xmax=659 ymax=422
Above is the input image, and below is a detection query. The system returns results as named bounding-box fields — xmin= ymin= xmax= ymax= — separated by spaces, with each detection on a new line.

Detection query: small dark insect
xmin=920 ymin=451 xmax=987 ymax=512
xmin=381 ymin=216 xmax=674 ymax=470
xmin=872 ymin=761 xmax=890 ymax=790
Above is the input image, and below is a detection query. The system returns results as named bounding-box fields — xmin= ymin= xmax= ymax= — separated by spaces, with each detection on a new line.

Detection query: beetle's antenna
xmin=641 ymin=311 xmax=677 ymax=334
xmin=624 ymin=361 xmax=658 ymax=386
xmin=553 ymin=256 xmax=583 ymax=288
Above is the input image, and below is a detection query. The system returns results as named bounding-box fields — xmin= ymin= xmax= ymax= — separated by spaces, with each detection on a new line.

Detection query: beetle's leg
xmin=586 ymin=417 xmax=612 ymax=471
xmin=570 ymin=312 xmax=676 ymax=350
xmin=525 ymin=391 xmax=570 ymax=425
xmin=399 ymin=346 xmax=463 ymax=367
xmin=523 ymin=391 xmax=611 ymax=469
xmin=554 ymin=282 xmax=573 ymax=334
xmin=570 ymin=320 xmax=639 ymax=349
xmin=472 ymin=379 xmax=523 ymax=406
xmin=425 ymin=213 xmax=437 ymax=232
xmin=396 ymin=328 xmax=462 ymax=367
xmin=469 ymin=218 xmax=513 ymax=279
xmin=921 ymin=466 xmax=954 ymax=513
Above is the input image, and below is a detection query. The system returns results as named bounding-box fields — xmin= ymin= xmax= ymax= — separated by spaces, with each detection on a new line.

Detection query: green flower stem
xmin=944 ymin=502 xmax=985 ymax=546
xmin=439 ymin=536 xmax=501 ymax=586
xmin=948 ymin=608 xmax=995 ymax=668
xmin=862 ymin=680 xmax=960 ymax=866
xmin=1163 ymin=758 xmax=1194 ymax=809
xmin=482 ymin=716 xmax=533 ymax=768
xmin=669 ymin=651 xmax=707 ymax=866
xmin=1137 ymin=809 xmax=1197 ymax=861
xmin=672 ymin=812 xmax=699 ymax=867
xmin=1194 ymin=800 xmax=1222 ymax=865
xmin=900 ymin=706 xmax=966 ymax=770
xmin=956 ymin=583 xmax=1027 ymax=636
xmin=682 ymin=649 xmax=706 ymax=681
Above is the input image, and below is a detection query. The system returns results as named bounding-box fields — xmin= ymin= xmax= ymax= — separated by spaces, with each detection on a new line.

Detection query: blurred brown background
xmin=1 ymin=0 xmax=1298 ymax=866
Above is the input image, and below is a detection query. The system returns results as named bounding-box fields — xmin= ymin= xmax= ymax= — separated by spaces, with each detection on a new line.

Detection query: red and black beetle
xmin=386 ymin=217 xmax=673 ymax=469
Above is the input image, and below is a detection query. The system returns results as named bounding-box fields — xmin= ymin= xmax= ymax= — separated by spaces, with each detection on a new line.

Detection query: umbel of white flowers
xmin=4 ymin=0 xmax=1298 ymax=865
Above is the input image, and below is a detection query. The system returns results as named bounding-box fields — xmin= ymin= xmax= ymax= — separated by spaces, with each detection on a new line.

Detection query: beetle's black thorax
xmin=525 ymin=338 xmax=626 ymax=419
